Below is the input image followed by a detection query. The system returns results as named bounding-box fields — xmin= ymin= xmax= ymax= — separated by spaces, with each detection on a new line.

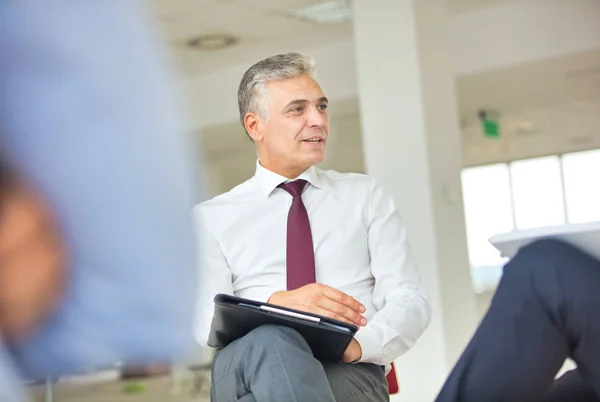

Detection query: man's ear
xmin=244 ymin=113 xmax=264 ymax=142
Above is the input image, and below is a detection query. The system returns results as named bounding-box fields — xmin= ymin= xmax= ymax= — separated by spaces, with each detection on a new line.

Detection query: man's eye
xmin=318 ymin=104 xmax=328 ymax=111
xmin=291 ymin=107 xmax=303 ymax=113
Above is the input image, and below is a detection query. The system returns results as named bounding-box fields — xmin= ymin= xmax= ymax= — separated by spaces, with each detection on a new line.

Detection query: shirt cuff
xmin=353 ymin=324 xmax=383 ymax=364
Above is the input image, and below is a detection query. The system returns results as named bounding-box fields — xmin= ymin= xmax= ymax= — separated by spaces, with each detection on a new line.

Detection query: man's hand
xmin=342 ymin=339 xmax=362 ymax=363
xmin=267 ymin=283 xmax=367 ymax=327
xmin=0 ymin=184 xmax=66 ymax=342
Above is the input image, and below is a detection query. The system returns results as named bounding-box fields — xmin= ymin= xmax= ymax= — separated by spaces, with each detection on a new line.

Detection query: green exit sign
xmin=482 ymin=119 xmax=500 ymax=139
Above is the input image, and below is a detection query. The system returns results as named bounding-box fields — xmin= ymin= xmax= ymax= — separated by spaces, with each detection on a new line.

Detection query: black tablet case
xmin=208 ymin=294 xmax=358 ymax=362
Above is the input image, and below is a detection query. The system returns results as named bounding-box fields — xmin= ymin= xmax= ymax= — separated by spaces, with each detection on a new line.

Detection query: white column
xmin=352 ymin=1 xmax=478 ymax=400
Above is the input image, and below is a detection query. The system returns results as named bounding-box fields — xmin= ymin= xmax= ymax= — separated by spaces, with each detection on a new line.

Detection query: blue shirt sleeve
xmin=0 ymin=0 xmax=201 ymax=379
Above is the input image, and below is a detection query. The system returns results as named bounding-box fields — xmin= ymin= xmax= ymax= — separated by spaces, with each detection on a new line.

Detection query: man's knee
xmin=212 ymin=325 xmax=312 ymax=384
xmin=509 ymin=239 xmax=594 ymax=276
xmin=518 ymin=238 xmax=575 ymax=260
xmin=245 ymin=325 xmax=309 ymax=352
xmin=522 ymin=238 xmax=575 ymax=255
xmin=504 ymin=238 xmax=600 ymax=299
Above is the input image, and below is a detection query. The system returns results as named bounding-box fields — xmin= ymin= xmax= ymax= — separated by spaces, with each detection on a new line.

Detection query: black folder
xmin=207 ymin=294 xmax=358 ymax=362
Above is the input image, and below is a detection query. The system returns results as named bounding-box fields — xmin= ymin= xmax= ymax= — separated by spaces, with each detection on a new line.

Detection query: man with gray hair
xmin=196 ymin=52 xmax=430 ymax=401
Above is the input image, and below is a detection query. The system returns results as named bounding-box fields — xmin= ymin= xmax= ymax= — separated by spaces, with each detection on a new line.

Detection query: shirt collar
xmin=254 ymin=160 xmax=324 ymax=198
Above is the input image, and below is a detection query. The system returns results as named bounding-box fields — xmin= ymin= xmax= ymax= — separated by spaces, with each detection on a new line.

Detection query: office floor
xmin=27 ymin=370 xmax=210 ymax=402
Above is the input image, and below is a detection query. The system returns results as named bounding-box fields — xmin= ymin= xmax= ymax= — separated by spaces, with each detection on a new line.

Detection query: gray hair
xmin=238 ymin=52 xmax=316 ymax=138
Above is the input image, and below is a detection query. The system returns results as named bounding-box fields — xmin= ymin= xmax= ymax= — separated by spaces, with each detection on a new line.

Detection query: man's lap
xmin=211 ymin=325 xmax=388 ymax=402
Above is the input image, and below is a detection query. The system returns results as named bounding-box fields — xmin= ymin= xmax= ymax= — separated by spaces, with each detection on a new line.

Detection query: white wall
xmin=181 ymin=0 xmax=600 ymax=131
xmin=463 ymin=99 xmax=600 ymax=166
xmin=452 ymin=0 xmax=600 ymax=75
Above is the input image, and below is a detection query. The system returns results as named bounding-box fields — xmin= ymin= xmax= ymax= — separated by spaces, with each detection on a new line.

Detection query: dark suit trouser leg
xmin=541 ymin=369 xmax=600 ymax=402
xmin=436 ymin=239 xmax=600 ymax=401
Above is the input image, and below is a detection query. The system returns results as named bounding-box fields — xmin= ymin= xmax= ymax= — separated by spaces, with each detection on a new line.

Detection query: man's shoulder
xmin=317 ymin=168 xmax=379 ymax=190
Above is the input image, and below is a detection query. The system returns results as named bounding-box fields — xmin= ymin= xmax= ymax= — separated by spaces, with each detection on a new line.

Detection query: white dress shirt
xmin=195 ymin=162 xmax=431 ymax=366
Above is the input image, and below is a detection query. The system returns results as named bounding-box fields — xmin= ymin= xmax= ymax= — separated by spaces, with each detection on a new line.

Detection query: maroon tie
xmin=279 ymin=180 xmax=316 ymax=290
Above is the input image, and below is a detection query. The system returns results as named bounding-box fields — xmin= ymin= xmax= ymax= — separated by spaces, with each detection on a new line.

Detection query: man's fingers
xmin=315 ymin=298 xmax=366 ymax=326
xmin=318 ymin=284 xmax=365 ymax=313
xmin=289 ymin=284 xmax=368 ymax=327
xmin=306 ymin=306 xmax=356 ymax=326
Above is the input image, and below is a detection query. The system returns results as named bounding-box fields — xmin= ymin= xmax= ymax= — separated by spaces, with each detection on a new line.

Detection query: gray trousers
xmin=211 ymin=325 xmax=389 ymax=402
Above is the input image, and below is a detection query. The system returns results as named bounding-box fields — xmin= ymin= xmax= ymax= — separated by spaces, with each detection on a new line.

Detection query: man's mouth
xmin=302 ymin=137 xmax=325 ymax=143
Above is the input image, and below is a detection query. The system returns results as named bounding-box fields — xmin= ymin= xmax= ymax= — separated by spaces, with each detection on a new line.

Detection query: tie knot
xmin=279 ymin=179 xmax=307 ymax=197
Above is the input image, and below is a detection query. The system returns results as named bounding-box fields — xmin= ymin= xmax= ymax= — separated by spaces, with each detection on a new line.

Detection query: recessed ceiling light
xmin=187 ymin=34 xmax=238 ymax=51
xmin=286 ymin=0 xmax=352 ymax=25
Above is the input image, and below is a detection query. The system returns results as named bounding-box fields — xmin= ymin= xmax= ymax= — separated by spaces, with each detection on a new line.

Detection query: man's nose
xmin=306 ymin=107 xmax=327 ymax=128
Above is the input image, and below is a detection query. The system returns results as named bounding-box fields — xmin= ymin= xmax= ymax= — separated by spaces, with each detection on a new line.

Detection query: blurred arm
xmin=0 ymin=0 xmax=202 ymax=378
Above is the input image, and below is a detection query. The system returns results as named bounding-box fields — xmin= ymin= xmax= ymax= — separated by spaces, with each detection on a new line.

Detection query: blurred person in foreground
xmin=196 ymin=52 xmax=430 ymax=402
xmin=0 ymin=1 xmax=200 ymax=399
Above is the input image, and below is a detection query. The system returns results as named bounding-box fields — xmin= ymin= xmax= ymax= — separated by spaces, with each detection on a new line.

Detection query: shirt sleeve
xmin=194 ymin=205 xmax=234 ymax=347
xmin=353 ymin=178 xmax=431 ymax=365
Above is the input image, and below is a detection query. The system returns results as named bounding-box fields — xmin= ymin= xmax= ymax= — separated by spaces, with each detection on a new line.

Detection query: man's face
xmin=254 ymin=74 xmax=329 ymax=177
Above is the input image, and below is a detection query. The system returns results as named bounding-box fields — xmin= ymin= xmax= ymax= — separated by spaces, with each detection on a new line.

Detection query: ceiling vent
xmin=187 ymin=34 xmax=238 ymax=51
xmin=282 ymin=0 xmax=352 ymax=25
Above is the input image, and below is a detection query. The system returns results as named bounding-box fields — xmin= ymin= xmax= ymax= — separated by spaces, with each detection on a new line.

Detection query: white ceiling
xmin=448 ymin=0 xmax=524 ymax=13
xmin=150 ymin=0 xmax=352 ymax=77
xmin=457 ymin=48 xmax=600 ymax=124
xmin=149 ymin=0 xmax=522 ymax=78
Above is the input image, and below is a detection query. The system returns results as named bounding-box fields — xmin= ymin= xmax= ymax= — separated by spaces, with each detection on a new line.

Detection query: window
xmin=510 ymin=156 xmax=565 ymax=230
xmin=462 ymin=149 xmax=600 ymax=291
xmin=461 ymin=165 xmax=513 ymax=269
xmin=562 ymin=150 xmax=600 ymax=224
